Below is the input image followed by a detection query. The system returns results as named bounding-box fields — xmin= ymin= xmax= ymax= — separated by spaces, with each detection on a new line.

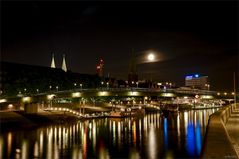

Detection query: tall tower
xmin=128 ymin=49 xmax=138 ymax=84
xmin=96 ymin=59 xmax=104 ymax=77
xmin=62 ymin=54 xmax=67 ymax=72
xmin=50 ymin=53 xmax=56 ymax=68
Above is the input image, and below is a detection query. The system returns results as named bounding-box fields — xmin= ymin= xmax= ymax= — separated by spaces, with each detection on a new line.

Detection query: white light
xmin=129 ymin=91 xmax=138 ymax=96
xmin=72 ymin=92 xmax=81 ymax=98
xmin=0 ymin=99 xmax=7 ymax=103
xmin=22 ymin=97 xmax=31 ymax=103
xmin=147 ymin=53 xmax=155 ymax=61
xmin=201 ymin=95 xmax=213 ymax=99
xmin=8 ymin=104 xmax=13 ymax=108
xmin=98 ymin=91 xmax=109 ymax=96
xmin=161 ymin=93 xmax=174 ymax=97
xmin=47 ymin=94 xmax=55 ymax=100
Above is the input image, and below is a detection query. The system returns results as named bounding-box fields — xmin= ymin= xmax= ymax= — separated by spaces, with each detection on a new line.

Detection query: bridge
xmin=0 ymin=88 xmax=237 ymax=114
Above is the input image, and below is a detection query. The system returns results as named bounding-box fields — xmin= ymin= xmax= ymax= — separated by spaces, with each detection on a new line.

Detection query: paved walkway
xmin=226 ymin=104 xmax=239 ymax=157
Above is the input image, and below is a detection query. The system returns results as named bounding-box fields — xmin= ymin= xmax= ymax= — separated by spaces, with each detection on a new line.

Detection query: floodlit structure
xmin=62 ymin=54 xmax=67 ymax=72
xmin=50 ymin=53 xmax=56 ymax=68
xmin=185 ymin=74 xmax=209 ymax=90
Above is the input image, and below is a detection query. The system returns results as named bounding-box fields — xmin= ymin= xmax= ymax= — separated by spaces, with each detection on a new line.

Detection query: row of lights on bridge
xmin=17 ymin=83 xmax=84 ymax=95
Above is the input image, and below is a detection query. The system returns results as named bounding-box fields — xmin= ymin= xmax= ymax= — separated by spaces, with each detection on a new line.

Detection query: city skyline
xmin=2 ymin=1 xmax=238 ymax=90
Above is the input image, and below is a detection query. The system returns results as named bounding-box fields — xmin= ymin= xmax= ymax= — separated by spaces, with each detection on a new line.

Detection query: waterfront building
xmin=185 ymin=74 xmax=209 ymax=90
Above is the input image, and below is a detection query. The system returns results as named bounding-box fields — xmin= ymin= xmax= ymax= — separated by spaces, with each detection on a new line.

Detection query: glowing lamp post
xmin=101 ymin=81 xmax=104 ymax=90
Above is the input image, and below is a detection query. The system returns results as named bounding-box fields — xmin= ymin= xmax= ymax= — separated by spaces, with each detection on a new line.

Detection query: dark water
xmin=0 ymin=109 xmax=218 ymax=159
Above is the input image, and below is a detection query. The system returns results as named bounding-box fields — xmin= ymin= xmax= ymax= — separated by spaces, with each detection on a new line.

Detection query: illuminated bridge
xmin=0 ymin=88 xmax=237 ymax=114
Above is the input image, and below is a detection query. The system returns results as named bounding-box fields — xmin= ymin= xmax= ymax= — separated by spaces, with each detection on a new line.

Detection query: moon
xmin=147 ymin=53 xmax=155 ymax=61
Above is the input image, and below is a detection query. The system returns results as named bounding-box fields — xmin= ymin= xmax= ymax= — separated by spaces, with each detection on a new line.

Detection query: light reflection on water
xmin=0 ymin=108 xmax=218 ymax=158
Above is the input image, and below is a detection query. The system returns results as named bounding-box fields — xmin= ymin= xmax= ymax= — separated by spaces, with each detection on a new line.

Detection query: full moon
xmin=147 ymin=53 xmax=155 ymax=61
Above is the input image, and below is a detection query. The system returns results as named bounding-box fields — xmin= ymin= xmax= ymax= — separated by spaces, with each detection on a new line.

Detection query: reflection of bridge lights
xmin=148 ymin=124 xmax=156 ymax=158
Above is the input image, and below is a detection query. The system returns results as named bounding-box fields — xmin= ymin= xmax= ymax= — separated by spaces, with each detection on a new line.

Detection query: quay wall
xmin=201 ymin=104 xmax=237 ymax=158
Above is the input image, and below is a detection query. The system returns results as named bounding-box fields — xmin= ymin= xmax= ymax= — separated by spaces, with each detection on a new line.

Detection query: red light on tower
xmin=96 ymin=58 xmax=104 ymax=77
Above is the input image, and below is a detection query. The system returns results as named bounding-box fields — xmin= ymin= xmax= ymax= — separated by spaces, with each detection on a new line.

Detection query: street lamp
xmin=56 ymin=86 xmax=59 ymax=92
xmin=136 ymin=82 xmax=139 ymax=88
xmin=205 ymin=84 xmax=210 ymax=91
xmin=80 ymin=83 xmax=83 ymax=90
xmin=36 ymin=89 xmax=39 ymax=94
xmin=107 ymin=82 xmax=109 ymax=89
xmin=101 ymin=81 xmax=104 ymax=89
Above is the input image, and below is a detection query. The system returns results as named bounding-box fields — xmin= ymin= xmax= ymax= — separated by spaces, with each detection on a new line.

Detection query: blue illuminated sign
xmin=186 ymin=74 xmax=200 ymax=79
xmin=186 ymin=75 xmax=193 ymax=80
xmin=195 ymin=74 xmax=199 ymax=78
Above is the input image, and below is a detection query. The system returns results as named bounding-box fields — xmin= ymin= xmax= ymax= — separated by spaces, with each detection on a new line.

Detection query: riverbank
xmin=201 ymin=103 xmax=239 ymax=158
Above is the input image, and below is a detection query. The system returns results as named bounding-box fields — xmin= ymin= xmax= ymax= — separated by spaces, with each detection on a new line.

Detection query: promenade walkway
xmin=226 ymin=104 xmax=239 ymax=157
xmin=202 ymin=103 xmax=239 ymax=158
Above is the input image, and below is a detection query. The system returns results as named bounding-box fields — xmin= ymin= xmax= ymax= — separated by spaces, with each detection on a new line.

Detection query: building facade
xmin=185 ymin=74 xmax=209 ymax=90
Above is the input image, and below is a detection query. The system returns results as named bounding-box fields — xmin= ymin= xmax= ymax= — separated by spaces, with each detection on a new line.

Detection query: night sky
xmin=1 ymin=1 xmax=238 ymax=91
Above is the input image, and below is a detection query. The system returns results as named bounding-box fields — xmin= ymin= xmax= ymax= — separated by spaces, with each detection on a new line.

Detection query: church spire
xmin=62 ymin=54 xmax=67 ymax=72
xmin=51 ymin=53 xmax=56 ymax=68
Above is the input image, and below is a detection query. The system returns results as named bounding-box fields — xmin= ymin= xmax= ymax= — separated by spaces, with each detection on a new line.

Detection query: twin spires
xmin=50 ymin=53 xmax=67 ymax=72
xmin=51 ymin=53 xmax=56 ymax=68
xmin=61 ymin=54 xmax=67 ymax=72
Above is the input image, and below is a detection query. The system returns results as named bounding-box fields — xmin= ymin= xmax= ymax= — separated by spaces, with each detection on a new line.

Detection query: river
xmin=0 ymin=108 xmax=219 ymax=159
